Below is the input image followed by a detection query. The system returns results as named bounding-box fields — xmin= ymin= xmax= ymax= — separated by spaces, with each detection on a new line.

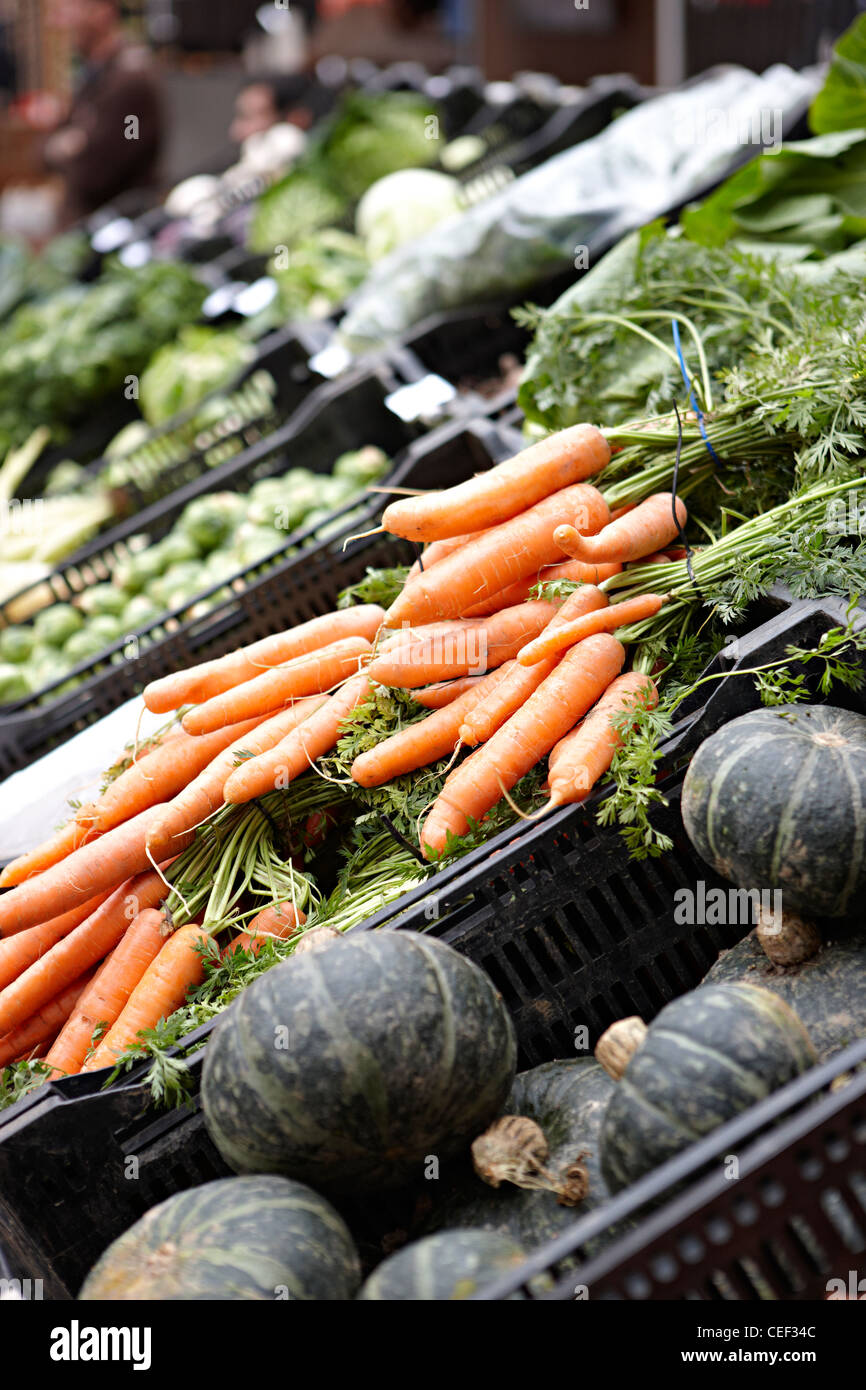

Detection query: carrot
xmin=631 ymin=552 xmax=671 ymax=566
xmin=0 ymin=893 xmax=110 ymax=992
xmin=143 ymin=606 xmax=385 ymax=714
xmin=0 ymin=971 xmax=95 ymax=1070
xmin=608 ymin=503 xmax=636 ymax=523
xmin=553 ymin=493 xmax=688 ymax=565
xmin=0 ymin=869 xmax=170 ymax=1036
xmin=413 ymin=676 xmax=486 ymax=709
xmin=0 ymin=809 xmax=189 ymax=939
xmin=459 ymin=586 xmax=609 ymax=747
xmin=368 ymin=602 xmax=557 ymax=689
xmin=224 ymin=672 xmax=371 ymax=804
xmin=351 ymin=664 xmax=513 ymax=788
xmin=420 ymin=633 xmax=626 ymax=858
xmin=547 ymin=673 xmax=659 ymax=807
xmin=382 ymin=424 xmax=610 ymax=542
xmin=83 ymin=924 xmax=212 ymax=1072
xmin=145 ymin=696 xmax=328 ymax=859
xmin=77 ymin=717 xmax=268 ymax=837
xmin=518 ymin=593 xmax=668 ymax=667
xmin=42 ymin=908 xmax=170 ymax=1080
xmin=461 ymin=558 xmax=622 ymax=618
xmin=405 ymin=530 xmax=490 ymax=583
xmin=223 ymin=902 xmax=305 ymax=958
xmin=0 ymin=820 xmax=93 ymax=889
xmin=182 ymin=636 xmax=372 ymax=737
xmin=385 ymin=483 xmax=610 ymax=628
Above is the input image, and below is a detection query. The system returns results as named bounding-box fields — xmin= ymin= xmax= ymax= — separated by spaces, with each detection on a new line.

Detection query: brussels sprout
xmin=0 ymin=662 xmax=31 ymax=704
xmin=87 ymin=615 xmax=123 ymax=645
xmin=79 ymin=583 xmax=127 ymax=619
xmin=179 ymin=493 xmax=246 ymax=552
xmin=150 ymin=563 xmax=204 ymax=609
xmin=33 ymin=604 xmax=84 ymax=648
xmin=236 ymin=527 xmax=283 ymax=566
xmin=0 ymin=626 xmax=35 ymax=665
xmin=153 ymin=532 xmax=202 ymax=568
xmin=124 ymin=595 xmax=163 ymax=630
xmin=64 ymin=628 xmax=116 ymax=665
xmin=115 ymin=547 xmax=166 ymax=595
xmin=333 ymin=446 xmax=389 ymax=485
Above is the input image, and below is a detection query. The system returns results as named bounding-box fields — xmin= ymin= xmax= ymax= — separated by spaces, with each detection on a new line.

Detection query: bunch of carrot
xmin=0 ymin=421 xmax=689 ymax=1087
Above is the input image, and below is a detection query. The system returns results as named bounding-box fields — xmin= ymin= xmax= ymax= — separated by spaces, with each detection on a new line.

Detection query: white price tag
xmin=233 ymin=277 xmax=279 ymax=317
xmin=309 ymin=343 xmax=353 ymax=379
xmin=385 ymin=374 xmax=457 ymax=423
xmin=91 ymin=216 xmax=135 ymax=253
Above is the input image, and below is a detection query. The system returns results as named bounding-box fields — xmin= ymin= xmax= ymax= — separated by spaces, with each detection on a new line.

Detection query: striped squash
xmin=599 ymin=983 xmax=816 ymax=1194
xmin=358 ymin=1231 xmax=529 ymax=1300
xmin=202 ymin=931 xmax=517 ymax=1193
xmin=78 ymin=1176 xmax=361 ymax=1300
xmin=681 ymin=705 xmax=866 ymax=918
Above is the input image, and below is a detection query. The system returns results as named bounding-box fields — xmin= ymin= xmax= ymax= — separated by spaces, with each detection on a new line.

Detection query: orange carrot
xmin=0 ymin=809 xmax=189 ymax=939
xmin=0 ymin=820 xmax=93 ymax=889
xmin=0 ymin=971 xmax=95 ymax=1070
xmin=82 ymin=924 xmax=212 ymax=1072
xmin=0 ymin=869 xmax=170 ymax=1036
xmin=421 ymin=633 xmax=626 ymax=858
xmin=42 ymin=908 xmax=170 ymax=1080
xmin=461 ymin=558 xmax=622 ymax=617
xmin=223 ymin=903 xmax=305 ymax=958
xmin=413 ymin=676 xmax=486 ymax=709
xmin=143 ymin=606 xmax=385 ymax=713
xmin=146 ymin=696 xmax=327 ymax=859
xmin=518 ymin=593 xmax=668 ymax=667
xmin=351 ymin=665 xmax=513 ymax=788
xmin=547 ymin=673 xmax=659 ymax=807
xmin=405 ymin=530 xmax=490 ymax=583
xmin=385 ymin=483 xmax=610 ymax=628
xmin=224 ymin=672 xmax=371 ymax=804
xmin=459 ymin=586 xmax=609 ymax=747
xmin=631 ymin=552 xmax=671 ymax=566
xmin=382 ymin=424 xmax=610 ymax=542
xmin=608 ymin=503 xmax=636 ymax=523
xmin=368 ymin=602 xmax=557 ymax=689
xmin=182 ymin=636 xmax=372 ymax=737
xmin=77 ymin=717 xmax=268 ymax=837
xmin=0 ymin=893 xmax=111 ymax=992
xmin=554 ymin=493 xmax=687 ymax=565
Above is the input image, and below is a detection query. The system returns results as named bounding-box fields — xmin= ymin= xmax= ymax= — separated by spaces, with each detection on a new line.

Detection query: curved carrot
xmin=547 ymin=673 xmax=659 ymax=808
xmin=368 ymin=602 xmax=556 ymax=689
xmin=413 ymin=677 xmax=486 ymax=709
xmin=382 ymin=424 xmax=610 ymax=542
xmin=351 ymin=664 xmax=513 ymax=788
xmin=0 ymin=971 xmax=95 ymax=1070
xmin=0 ymin=869 xmax=170 ymax=1036
xmin=0 ymin=820 xmax=93 ymax=889
xmin=223 ymin=902 xmax=305 ymax=958
xmin=0 ymin=893 xmax=111 ymax=992
xmin=421 ymin=633 xmax=626 ymax=858
xmin=146 ymin=696 xmax=328 ymax=859
xmin=386 ymin=483 xmax=610 ymax=629
xmin=182 ymin=637 xmax=372 ymax=737
xmin=224 ymin=673 xmax=372 ymax=805
xmin=459 ymin=586 xmax=609 ymax=747
xmin=554 ymin=493 xmax=687 ymax=565
xmin=462 ymin=558 xmax=622 ymax=618
xmin=83 ymin=923 xmax=212 ymax=1072
xmin=0 ymin=809 xmax=190 ymax=940
xmin=78 ymin=718 xmax=267 ymax=837
xmin=405 ymin=530 xmax=491 ymax=583
xmin=143 ymin=606 xmax=385 ymax=714
xmin=42 ymin=908 xmax=170 ymax=1080
xmin=518 ymin=593 xmax=668 ymax=667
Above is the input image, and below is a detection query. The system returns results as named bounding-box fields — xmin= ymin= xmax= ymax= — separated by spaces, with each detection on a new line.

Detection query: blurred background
xmin=0 ymin=0 xmax=862 ymax=239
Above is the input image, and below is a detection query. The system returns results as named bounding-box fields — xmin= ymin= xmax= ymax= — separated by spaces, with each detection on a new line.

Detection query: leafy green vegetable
xmin=810 ymin=12 xmax=866 ymax=135
xmin=337 ymin=565 xmax=411 ymax=610
xmin=139 ymin=327 xmax=255 ymax=427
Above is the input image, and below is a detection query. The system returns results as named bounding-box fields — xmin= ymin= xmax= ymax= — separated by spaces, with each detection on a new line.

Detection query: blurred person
xmin=39 ymin=0 xmax=163 ymax=228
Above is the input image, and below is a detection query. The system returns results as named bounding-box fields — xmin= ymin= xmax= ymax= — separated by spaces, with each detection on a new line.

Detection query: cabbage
xmin=356 ymin=169 xmax=462 ymax=262
xmin=139 ymin=328 xmax=255 ymax=427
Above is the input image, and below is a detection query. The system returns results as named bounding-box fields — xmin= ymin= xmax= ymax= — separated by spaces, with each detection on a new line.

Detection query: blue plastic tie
xmin=671 ymin=319 xmax=721 ymax=467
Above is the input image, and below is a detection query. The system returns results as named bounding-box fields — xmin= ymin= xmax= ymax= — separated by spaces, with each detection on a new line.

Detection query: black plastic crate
xmin=0 ymin=410 xmax=510 ymax=779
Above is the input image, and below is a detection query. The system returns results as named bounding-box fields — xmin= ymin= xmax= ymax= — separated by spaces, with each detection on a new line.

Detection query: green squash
xmin=681 ymin=705 xmax=866 ymax=918
xmin=426 ymin=1059 xmax=617 ymax=1251
xmin=702 ymin=927 xmax=866 ymax=1064
xmin=358 ymin=1230 xmax=528 ymax=1300
xmin=202 ymin=931 xmax=517 ymax=1193
xmin=78 ymin=1175 xmax=361 ymax=1301
xmin=599 ymin=983 xmax=817 ymax=1194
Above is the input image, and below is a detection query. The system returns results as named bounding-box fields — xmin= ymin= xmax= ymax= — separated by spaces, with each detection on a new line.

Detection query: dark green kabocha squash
xmin=598 ymin=983 xmax=817 ymax=1194
xmin=358 ymin=1230 xmax=529 ymax=1301
xmin=78 ymin=1176 xmax=361 ymax=1300
xmin=201 ymin=931 xmax=517 ymax=1193
xmin=426 ymin=1059 xmax=617 ymax=1250
xmin=702 ymin=925 xmax=866 ymax=1064
xmin=681 ymin=705 xmax=866 ymax=918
